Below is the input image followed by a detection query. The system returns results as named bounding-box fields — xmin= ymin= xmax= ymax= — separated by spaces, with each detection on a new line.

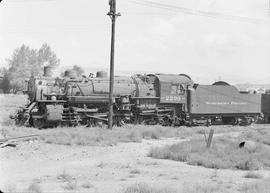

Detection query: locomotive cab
xmin=133 ymin=74 xmax=194 ymax=126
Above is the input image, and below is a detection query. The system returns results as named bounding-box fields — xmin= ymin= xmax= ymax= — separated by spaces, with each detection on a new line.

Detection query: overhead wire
xmin=124 ymin=0 xmax=269 ymax=24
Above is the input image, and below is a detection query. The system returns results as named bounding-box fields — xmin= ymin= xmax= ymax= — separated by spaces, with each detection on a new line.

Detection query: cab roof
xmin=148 ymin=74 xmax=194 ymax=86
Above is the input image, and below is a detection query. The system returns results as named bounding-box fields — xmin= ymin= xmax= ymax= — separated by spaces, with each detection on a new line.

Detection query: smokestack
xmin=44 ymin=66 xmax=53 ymax=77
xmin=96 ymin=71 xmax=108 ymax=78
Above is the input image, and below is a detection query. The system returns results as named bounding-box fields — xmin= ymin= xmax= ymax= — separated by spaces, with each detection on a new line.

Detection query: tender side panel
xmin=188 ymin=85 xmax=261 ymax=115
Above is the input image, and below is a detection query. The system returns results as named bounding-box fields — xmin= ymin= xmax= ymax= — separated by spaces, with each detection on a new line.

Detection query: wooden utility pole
xmin=107 ymin=0 xmax=120 ymax=129
xmin=206 ymin=129 xmax=214 ymax=148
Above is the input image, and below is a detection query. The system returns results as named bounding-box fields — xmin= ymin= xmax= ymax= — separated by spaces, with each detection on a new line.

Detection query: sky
xmin=0 ymin=0 xmax=269 ymax=84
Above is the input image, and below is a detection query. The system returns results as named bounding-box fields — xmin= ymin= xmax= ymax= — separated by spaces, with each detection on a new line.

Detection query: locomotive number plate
xmin=164 ymin=95 xmax=185 ymax=101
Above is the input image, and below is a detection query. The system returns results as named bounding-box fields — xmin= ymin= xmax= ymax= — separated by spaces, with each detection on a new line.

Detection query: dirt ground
xmin=1 ymin=94 xmax=270 ymax=193
xmin=1 ymin=134 xmax=270 ymax=193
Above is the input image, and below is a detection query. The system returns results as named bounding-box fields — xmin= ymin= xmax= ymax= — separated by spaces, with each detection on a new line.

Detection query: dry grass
xmin=149 ymin=137 xmax=270 ymax=170
xmin=123 ymin=181 xmax=270 ymax=193
xmin=6 ymin=123 xmax=245 ymax=146
xmin=241 ymin=178 xmax=270 ymax=193
xmin=1 ymin=124 xmax=186 ymax=146
xmin=123 ymin=183 xmax=229 ymax=193
xmin=39 ymin=125 xmax=185 ymax=146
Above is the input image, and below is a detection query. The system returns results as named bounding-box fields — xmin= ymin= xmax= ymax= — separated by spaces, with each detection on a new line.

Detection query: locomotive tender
xmin=14 ymin=69 xmax=268 ymax=128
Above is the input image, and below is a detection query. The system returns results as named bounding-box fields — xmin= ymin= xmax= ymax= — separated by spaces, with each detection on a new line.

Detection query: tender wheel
xmin=239 ymin=117 xmax=253 ymax=126
xmin=222 ymin=117 xmax=235 ymax=125
xmin=160 ymin=116 xmax=172 ymax=126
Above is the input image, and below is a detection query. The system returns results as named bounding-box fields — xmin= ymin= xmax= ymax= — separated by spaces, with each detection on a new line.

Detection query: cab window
xmin=171 ymin=84 xmax=185 ymax=95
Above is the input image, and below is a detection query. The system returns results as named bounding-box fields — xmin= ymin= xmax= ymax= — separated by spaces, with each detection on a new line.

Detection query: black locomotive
xmin=14 ymin=69 xmax=269 ymax=128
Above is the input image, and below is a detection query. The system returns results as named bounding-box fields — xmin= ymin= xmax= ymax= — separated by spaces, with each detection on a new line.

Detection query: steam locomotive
xmin=14 ymin=68 xmax=270 ymax=128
